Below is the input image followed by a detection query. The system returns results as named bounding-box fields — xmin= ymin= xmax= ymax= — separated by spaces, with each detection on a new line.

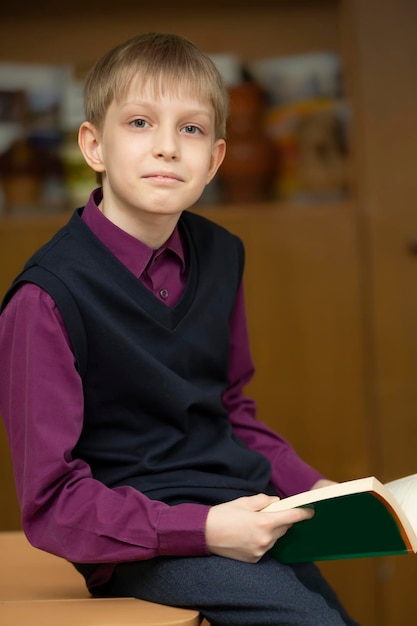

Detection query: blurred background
xmin=0 ymin=1 xmax=416 ymax=623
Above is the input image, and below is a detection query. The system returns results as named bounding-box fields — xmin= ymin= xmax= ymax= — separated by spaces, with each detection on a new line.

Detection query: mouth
xmin=142 ymin=172 xmax=184 ymax=184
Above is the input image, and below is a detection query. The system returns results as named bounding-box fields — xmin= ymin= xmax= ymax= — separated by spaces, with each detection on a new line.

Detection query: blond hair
xmin=83 ymin=32 xmax=229 ymax=140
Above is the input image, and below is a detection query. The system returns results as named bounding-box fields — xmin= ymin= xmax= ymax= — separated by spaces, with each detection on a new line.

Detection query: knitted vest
xmin=2 ymin=209 xmax=272 ymax=505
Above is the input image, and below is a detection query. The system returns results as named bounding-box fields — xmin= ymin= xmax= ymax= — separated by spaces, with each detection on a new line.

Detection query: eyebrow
xmin=120 ymin=99 xmax=213 ymax=118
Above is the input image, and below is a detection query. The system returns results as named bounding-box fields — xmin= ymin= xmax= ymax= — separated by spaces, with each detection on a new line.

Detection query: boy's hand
xmin=205 ymin=493 xmax=314 ymax=563
xmin=311 ymin=479 xmax=337 ymax=490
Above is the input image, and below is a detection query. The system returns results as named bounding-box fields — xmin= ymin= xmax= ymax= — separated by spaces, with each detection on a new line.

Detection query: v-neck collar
xmin=70 ymin=207 xmax=198 ymax=332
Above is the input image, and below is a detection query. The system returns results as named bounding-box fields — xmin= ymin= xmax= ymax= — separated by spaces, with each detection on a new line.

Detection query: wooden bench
xmin=0 ymin=531 xmax=201 ymax=625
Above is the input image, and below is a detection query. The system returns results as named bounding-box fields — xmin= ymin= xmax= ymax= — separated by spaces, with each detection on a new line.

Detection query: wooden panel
xmin=0 ymin=214 xmax=70 ymax=296
xmin=365 ymin=214 xmax=417 ymax=480
xmin=0 ymin=1 xmax=339 ymax=65
xmin=364 ymin=211 xmax=417 ymax=626
xmin=200 ymin=203 xmax=376 ymax=626
xmin=0 ymin=426 xmax=20 ymax=530
xmin=201 ymin=204 xmax=370 ymax=478
xmin=343 ymin=1 xmax=417 ymax=624
xmin=346 ymin=0 xmax=417 ymax=477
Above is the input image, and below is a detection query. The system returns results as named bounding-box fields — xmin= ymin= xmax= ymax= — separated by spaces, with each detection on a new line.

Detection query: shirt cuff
xmin=157 ymin=503 xmax=211 ymax=556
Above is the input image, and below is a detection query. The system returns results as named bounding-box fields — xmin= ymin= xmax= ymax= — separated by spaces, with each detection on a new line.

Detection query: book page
xmin=261 ymin=477 xmax=377 ymax=512
xmin=385 ymin=473 xmax=417 ymax=534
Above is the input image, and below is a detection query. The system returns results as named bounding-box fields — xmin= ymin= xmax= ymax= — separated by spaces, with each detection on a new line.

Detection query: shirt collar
xmin=81 ymin=188 xmax=187 ymax=278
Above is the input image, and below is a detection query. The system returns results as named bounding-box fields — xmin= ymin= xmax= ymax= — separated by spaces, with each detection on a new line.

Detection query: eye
xmin=181 ymin=124 xmax=201 ymax=135
xmin=130 ymin=118 xmax=149 ymax=129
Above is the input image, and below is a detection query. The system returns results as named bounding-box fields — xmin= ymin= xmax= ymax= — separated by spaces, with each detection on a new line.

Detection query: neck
xmin=98 ymin=201 xmax=181 ymax=249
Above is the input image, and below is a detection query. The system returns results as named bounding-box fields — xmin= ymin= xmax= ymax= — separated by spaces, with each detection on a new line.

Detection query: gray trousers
xmin=93 ymin=554 xmax=360 ymax=626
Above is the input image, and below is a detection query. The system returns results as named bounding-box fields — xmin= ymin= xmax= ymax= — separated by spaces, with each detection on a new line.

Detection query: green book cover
xmin=265 ymin=476 xmax=417 ymax=564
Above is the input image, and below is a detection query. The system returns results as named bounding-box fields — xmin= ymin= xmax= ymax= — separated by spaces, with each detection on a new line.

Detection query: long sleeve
xmin=223 ymin=282 xmax=324 ymax=497
xmin=0 ymin=284 xmax=210 ymax=566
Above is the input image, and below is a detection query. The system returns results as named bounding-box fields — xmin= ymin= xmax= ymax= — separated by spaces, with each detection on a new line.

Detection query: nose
xmin=152 ymin=125 xmax=180 ymax=160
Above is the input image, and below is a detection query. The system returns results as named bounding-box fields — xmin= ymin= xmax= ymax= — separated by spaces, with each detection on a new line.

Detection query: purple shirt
xmin=0 ymin=189 xmax=322 ymax=586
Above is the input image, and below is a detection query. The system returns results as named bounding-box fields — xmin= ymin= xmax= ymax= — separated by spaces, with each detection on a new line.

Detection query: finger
xmin=243 ymin=493 xmax=281 ymax=511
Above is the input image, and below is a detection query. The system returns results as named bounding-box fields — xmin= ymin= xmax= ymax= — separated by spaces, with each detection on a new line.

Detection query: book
xmin=262 ymin=473 xmax=417 ymax=563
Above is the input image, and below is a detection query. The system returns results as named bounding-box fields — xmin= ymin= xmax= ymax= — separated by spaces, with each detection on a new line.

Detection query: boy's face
xmin=79 ymin=78 xmax=226 ymax=227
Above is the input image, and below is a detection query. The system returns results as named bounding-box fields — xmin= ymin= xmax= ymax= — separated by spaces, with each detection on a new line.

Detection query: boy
xmin=0 ymin=33 xmax=358 ymax=625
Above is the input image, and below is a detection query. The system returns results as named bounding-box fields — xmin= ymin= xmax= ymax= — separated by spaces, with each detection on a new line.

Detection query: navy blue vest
xmin=2 ymin=208 xmax=272 ymax=505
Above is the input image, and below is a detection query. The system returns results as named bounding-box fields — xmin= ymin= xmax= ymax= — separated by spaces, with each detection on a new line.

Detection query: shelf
xmin=0 ymin=199 xmax=355 ymax=229
xmin=196 ymin=199 xmax=354 ymax=214
xmin=0 ymin=0 xmax=346 ymax=222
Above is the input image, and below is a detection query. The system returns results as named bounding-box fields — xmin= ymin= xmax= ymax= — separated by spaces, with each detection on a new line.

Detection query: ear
xmin=206 ymin=139 xmax=226 ymax=184
xmin=78 ymin=121 xmax=105 ymax=174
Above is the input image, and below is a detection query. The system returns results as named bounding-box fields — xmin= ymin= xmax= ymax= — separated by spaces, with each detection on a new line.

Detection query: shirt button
xmin=159 ymin=288 xmax=169 ymax=300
